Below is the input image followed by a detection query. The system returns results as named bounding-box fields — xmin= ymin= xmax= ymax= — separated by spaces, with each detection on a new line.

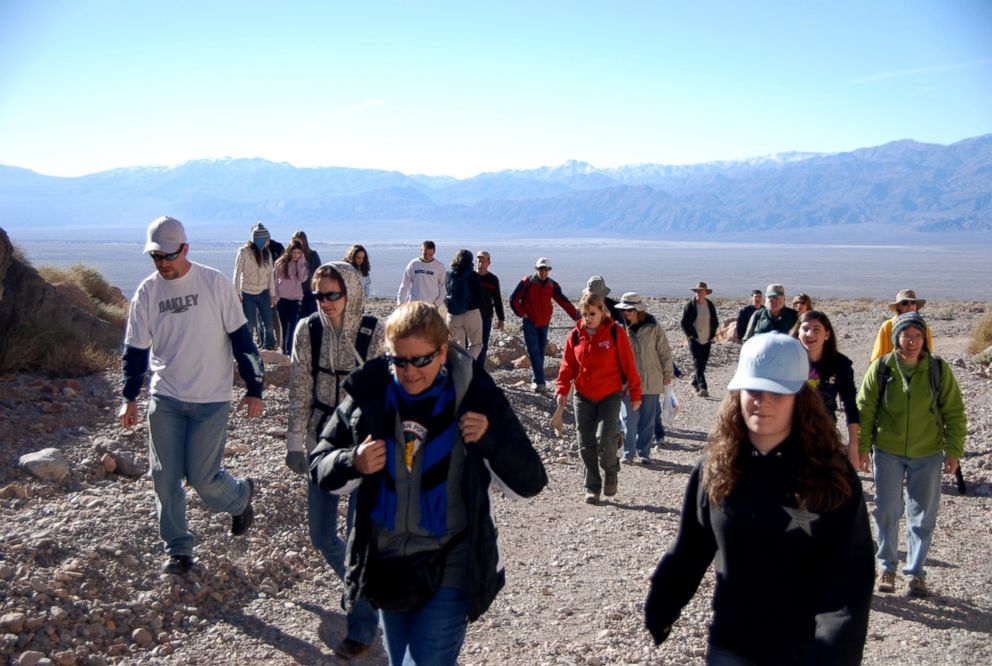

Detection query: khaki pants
xmin=446 ymin=309 xmax=484 ymax=360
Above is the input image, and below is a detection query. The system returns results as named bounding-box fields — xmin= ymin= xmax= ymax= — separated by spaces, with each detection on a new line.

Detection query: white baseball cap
xmin=728 ymin=333 xmax=809 ymax=395
xmin=144 ymin=216 xmax=187 ymax=254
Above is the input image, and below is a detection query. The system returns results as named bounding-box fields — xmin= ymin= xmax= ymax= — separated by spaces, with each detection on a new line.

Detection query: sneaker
xmin=877 ymin=570 xmax=896 ymax=593
xmin=698 ymin=388 xmax=709 ymax=398
xmin=332 ymin=638 xmax=372 ymax=659
xmin=621 ymin=456 xmax=634 ymax=465
xmin=584 ymin=491 xmax=600 ymax=504
xmin=653 ymin=438 xmax=666 ymax=448
xmin=231 ymin=478 xmax=255 ymax=536
xmin=637 ymin=455 xmax=652 ymax=465
xmin=603 ymin=474 xmax=618 ymax=497
xmin=162 ymin=554 xmax=195 ymax=576
xmin=532 ymin=383 xmax=549 ymax=395
xmin=907 ymin=575 xmax=929 ymax=598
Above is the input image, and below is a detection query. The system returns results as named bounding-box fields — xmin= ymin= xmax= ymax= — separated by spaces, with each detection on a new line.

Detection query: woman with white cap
xmin=645 ymin=333 xmax=874 ymax=665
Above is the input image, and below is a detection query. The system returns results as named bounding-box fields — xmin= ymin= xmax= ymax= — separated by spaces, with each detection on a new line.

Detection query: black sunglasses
xmin=387 ymin=349 xmax=440 ymax=368
xmin=149 ymin=246 xmax=184 ymax=262
xmin=314 ymin=290 xmax=345 ymax=302
xmin=898 ymin=299 xmax=915 ymax=307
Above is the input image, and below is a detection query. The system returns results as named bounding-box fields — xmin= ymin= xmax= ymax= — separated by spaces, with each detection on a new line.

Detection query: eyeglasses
xmin=314 ymin=290 xmax=345 ymax=302
xmin=387 ymin=349 xmax=440 ymax=368
xmin=149 ymin=247 xmax=184 ymax=262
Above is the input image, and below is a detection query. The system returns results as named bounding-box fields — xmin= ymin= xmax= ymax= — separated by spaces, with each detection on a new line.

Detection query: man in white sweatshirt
xmin=396 ymin=240 xmax=446 ymax=307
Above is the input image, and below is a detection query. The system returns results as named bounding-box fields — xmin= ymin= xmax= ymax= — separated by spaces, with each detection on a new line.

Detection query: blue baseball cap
xmin=728 ymin=333 xmax=809 ymax=395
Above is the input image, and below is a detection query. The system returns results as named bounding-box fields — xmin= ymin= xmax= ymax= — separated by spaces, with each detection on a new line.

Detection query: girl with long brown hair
xmin=645 ymin=333 xmax=874 ymax=665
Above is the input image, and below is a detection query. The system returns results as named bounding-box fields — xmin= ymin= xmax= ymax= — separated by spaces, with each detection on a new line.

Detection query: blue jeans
xmin=242 ymin=290 xmax=276 ymax=349
xmin=380 ymin=586 xmax=470 ymax=666
xmin=621 ymin=394 xmax=660 ymax=459
xmin=522 ymin=319 xmax=549 ymax=385
xmin=306 ymin=482 xmax=379 ymax=645
xmin=479 ymin=316 xmax=493 ymax=369
xmin=574 ymin=391 xmax=622 ymax=493
xmin=146 ymin=395 xmax=250 ymax=556
xmin=872 ymin=449 xmax=944 ymax=577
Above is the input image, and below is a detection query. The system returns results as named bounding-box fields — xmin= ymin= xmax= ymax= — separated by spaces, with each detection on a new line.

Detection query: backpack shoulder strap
xmin=307 ymin=313 xmax=323 ymax=380
xmin=355 ymin=314 xmax=378 ymax=361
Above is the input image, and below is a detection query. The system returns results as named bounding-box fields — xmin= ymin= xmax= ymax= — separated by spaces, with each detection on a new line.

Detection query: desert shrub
xmin=0 ymin=316 xmax=113 ymax=377
xmin=968 ymin=313 xmax=992 ymax=356
xmin=74 ymin=263 xmax=120 ymax=304
xmin=95 ymin=301 xmax=128 ymax=328
xmin=36 ymin=264 xmax=72 ymax=285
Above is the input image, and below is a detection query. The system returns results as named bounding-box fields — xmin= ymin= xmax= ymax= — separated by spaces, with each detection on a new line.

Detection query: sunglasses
xmin=898 ymin=299 xmax=915 ymax=307
xmin=314 ymin=290 xmax=345 ymax=302
xmin=149 ymin=247 xmax=184 ymax=262
xmin=387 ymin=349 xmax=440 ymax=368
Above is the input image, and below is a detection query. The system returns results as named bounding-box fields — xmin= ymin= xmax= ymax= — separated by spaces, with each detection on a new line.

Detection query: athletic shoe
xmin=231 ymin=478 xmax=255 ymax=536
xmin=584 ymin=491 xmax=600 ymax=504
xmin=332 ymin=638 xmax=372 ymax=658
xmin=698 ymin=388 xmax=709 ymax=398
xmin=162 ymin=554 xmax=195 ymax=576
xmin=653 ymin=438 xmax=666 ymax=448
xmin=907 ymin=575 xmax=929 ymax=598
xmin=621 ymin=456 xmax=634 ymax=465
xmin=878 ymin=570 xmax=896 ymax=593
xmin=637 ymin=455 xmax=652 ymax=465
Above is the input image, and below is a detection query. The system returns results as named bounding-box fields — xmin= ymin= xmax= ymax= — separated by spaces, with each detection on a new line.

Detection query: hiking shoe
xmin=637 ymin=455 xmax=652 ymax=465
xmin=877 ymin=570 xmax=896 ymax=593
xmin=698 ymin=388 xmax=709 ymax=398
xmin=621 ymin=456 xmax=634 ymax=465
xmin=907 ymin=575 xmax=929 ymax=598
xmin=231 ymin=478 xmax=255 ymax=536
xmin=162 ymin=554 xmax=195 ymax=576
xmin=653 ymin=438 xmax=666 ymax=448
xmin=584 ymin=491 xmax=600 ymax=504
xmin=332 ymin=638 xmax=372 ymax=659
xmin=604 ymin=474 xmax=618 ymax=497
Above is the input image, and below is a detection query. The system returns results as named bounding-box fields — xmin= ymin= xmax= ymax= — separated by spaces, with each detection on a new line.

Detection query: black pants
xmin=689 ymin=338 xmax=711 ymax=391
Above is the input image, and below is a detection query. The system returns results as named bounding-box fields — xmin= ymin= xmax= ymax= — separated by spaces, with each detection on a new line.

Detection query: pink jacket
xmin=273 ymin=257 xmax=309 ymax=301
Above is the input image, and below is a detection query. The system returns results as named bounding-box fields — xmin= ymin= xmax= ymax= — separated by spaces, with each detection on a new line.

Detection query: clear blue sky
xmin=1 ymin=0 xmax=990 ymax=178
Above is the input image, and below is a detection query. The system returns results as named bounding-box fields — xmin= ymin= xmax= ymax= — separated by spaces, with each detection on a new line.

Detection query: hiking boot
xmin=231 ymin=478 xmax=255 ymax=536
xmin=604 ymin=473 xmax=618 ymax=497
xmin=162 ymin=554 xmax=195 ymax=576
xmin=332 ymin=638 xmax=372 ymax=659
xmin=584 ymin=491 xmax=600 ymax=504
xmin=907 ymin=575 xmax=929 ymax=598
xmin=877 ymin=570 xmax=896 ymax=593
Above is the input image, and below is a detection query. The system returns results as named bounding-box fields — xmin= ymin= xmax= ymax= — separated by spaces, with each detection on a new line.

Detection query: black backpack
xmin=307 ymin=312 xmax=377 ymax=432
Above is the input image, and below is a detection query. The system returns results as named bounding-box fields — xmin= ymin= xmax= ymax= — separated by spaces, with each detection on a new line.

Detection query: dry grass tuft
xmin=0 ymin=317 xmax=114 ymax=377
xmin=95 ymin=301 xmax=128 ymax=328
xmin=968 ymin=313 xmax=992 ymax=356
xmin=36 ymin=262 xmax=126 ymax=326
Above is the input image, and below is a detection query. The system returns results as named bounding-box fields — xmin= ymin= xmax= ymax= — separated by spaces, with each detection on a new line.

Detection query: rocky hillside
xmin=1 ymin=297 xmax=990 ymax=665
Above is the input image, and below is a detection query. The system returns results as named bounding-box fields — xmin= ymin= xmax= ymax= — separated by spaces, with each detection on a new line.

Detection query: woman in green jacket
xmin=856 ymin=312 xmax=966 ymax=598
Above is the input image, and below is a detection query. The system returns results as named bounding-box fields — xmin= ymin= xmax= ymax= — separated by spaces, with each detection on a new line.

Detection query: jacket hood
xmin=316 ymin=261 xmax=366 ymax=339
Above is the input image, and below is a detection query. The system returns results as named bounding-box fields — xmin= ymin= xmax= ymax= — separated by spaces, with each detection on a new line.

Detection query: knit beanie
xmin=891 ymin=312 xmax=929 ymax=351
xmin=251 ymin=222 xmax=270 ymax=249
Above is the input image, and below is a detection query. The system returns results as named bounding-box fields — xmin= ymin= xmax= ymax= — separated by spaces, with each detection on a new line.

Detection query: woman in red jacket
xmin=556 ymin=292 xmax=642 ymax=504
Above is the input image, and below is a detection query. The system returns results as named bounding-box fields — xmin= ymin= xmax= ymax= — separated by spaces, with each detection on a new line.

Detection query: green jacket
xmin=856 ymin=352 xmax=966 ymax=460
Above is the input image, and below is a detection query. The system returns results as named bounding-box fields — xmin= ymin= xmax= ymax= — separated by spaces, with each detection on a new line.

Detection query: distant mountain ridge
xmin=1 ymin=135 xmax=990 ymax=239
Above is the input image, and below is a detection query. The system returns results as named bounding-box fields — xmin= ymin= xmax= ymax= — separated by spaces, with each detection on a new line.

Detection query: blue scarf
xmin=371 ymin=370 xmax=457 ymax=538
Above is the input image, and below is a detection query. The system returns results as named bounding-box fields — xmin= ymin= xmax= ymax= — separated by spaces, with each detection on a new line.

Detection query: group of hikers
xmin=120 ymin=216 xmax=967 ymax=665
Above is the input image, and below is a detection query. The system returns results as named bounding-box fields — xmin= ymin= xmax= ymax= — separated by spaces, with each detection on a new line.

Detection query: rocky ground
xmin=1 ymin=297 xmax=991 ymax=666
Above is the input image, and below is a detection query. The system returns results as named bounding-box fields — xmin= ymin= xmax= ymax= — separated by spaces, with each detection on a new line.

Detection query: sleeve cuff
xmin=286 ymin=431 xmax=305 ymax=453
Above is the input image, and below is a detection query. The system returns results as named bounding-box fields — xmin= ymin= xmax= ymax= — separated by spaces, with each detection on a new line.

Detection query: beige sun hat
xmin=615 ymin=292 xmax=647 ymax=312
xmin=888 ymin=289 xmax=926 ymax=312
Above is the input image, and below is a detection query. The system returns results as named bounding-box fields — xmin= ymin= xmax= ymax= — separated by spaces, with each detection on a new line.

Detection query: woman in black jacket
xmin=791 ymin=310 xmax=861 ymax=467
xmin=310 ymin=301 xmax=547 ymax=665
xmin=645 ymin=333 xmax=874 ymax=665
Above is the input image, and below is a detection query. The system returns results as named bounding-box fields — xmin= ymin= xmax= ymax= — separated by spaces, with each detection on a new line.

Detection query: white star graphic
xmin=783 ymin=506 xmax=819 ymax=536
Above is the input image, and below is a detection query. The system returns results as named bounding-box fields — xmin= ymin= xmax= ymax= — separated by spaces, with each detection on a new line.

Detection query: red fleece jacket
xmin=509 ymin=275 xmax=579 ymax=327
xmin=556 ymin=319 xmax=642 ymax=403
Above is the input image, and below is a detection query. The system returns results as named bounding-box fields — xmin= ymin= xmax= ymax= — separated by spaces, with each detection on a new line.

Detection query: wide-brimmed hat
xmin=691 ymin=281 xmax=713 ymax=294
xmin=585 ymin=275 xmax=611 ymax=297
xmin=535 ymin=257 xmax=552 ymax=270
xmin=765 ymin=283 xmax=785 ymax=298
xmin=615 ymin=292 xmax=647 ymax=312
xmin=888 ymin=289 xmax=926 ymax=312
xmin=728 ymin=333 xmax=809 ymax=395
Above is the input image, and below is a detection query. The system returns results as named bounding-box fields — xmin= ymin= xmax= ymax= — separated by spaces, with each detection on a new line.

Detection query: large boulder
xmin=0 ymin=226 xmax=122 ymax=353
xmin=19 ymin=447 xmax=71 ymax=482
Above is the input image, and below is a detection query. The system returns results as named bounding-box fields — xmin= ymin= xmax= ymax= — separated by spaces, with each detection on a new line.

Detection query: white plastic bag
xmin=661 ymin=386 xmax=680 ymax=425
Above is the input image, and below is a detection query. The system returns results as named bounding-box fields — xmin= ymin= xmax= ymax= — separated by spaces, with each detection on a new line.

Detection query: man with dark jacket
xmin=735 ymin=289 xmax=764 ymax=342
xmin=476 ymin=250 xmax=505 ymax=368
xmin=509 ymin=257 xmax=579 ymax=394
xmin=743 ymin=283 xmax=798 ymax=341
xmin=680 ymin=281 xmax=719 ymax=397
